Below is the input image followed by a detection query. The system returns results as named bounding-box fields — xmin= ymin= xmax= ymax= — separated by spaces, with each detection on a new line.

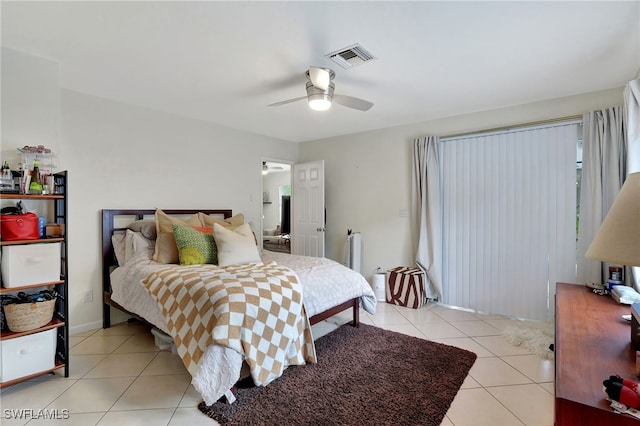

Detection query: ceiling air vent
xmin=326 ymin=44 xmax=377 ymax=69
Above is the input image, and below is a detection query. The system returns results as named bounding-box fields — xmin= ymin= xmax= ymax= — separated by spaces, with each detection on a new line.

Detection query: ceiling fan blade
xmin=268 ymin=96 xmax=307 ymax=107
xmin=308 ymin=66 xmax=331 ymax=91
xmin=333 ymin=94 xmax=374 ymax=111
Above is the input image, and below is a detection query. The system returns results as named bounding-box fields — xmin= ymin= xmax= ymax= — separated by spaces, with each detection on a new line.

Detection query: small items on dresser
xmin=611 ymin=286 xmax=640 ymax=305
xmin=608 ymin=266 xmax=624 ymax=290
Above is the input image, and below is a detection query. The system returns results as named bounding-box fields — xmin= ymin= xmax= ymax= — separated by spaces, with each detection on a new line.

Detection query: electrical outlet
xmin=83 ymin=289 xmax=93 ymax=303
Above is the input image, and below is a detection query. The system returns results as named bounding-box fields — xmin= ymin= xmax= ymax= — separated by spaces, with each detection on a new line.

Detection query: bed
xmin=101 ymin=209 xmax=376 ymax=404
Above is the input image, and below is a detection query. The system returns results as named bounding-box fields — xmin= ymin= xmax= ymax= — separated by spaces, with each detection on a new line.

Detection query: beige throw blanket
xmin=141 ymin=261 xmax=317 ymax=387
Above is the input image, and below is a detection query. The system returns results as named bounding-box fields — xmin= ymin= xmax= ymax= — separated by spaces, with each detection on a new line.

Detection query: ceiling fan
xmin=268 ymin=66 xmax=373 ymax=112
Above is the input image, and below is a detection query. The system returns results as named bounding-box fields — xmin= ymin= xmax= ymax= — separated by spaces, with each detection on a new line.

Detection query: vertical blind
xmin=440 ymin=122 xmax=579 ymax=320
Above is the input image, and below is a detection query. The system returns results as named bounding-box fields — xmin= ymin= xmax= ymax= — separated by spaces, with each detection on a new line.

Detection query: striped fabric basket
xmin=385 ymin=266 xmax=427 ymax=309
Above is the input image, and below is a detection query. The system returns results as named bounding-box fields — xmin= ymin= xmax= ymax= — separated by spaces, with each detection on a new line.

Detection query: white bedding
xmin=109 ymin=246 xmax=376 ymax=404
xmin=110 ymin=249 xmax=377 ymax=332
xmin=262 ymin=250 xmax=377 ymax=316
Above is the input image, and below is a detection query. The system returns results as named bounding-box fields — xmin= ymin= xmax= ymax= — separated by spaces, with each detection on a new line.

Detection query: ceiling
xmin=2 ymin=1 xmax=639 ymax=143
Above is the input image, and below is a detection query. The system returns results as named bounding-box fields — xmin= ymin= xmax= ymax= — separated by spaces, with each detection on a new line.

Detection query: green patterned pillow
xmin=172 ymin=224 xmax=217 ymax=265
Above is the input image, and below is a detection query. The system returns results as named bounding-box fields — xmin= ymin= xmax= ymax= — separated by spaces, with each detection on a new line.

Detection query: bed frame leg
xmin=103 ymin=302 xmax=111 ymax=329
xmin=352 ymin=298 xmax=360 ymax=327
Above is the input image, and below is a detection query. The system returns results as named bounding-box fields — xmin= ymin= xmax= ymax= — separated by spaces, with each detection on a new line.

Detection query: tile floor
xmin=0 ymin=302 xmax=554 ymax=425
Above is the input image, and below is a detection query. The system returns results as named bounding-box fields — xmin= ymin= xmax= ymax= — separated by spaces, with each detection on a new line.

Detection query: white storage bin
xmin=1 ymin=243 xmax=61 ymax=287
xmin=0 ymin=329 xmax=56 ymax=382
xmin=372 ymin=272 xmax=386 ymax=302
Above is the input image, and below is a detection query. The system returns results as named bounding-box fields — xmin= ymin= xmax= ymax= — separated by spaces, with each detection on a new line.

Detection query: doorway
xmin=261 ymin=160 xmax=292 ymax=254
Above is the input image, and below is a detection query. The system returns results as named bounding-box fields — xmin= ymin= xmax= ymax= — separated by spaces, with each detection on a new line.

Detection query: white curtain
xmin=441 ymin=122 xmax=579 ymax=320
xmin=412 ymin=136 xmax=441 ymax=300
xmin=624 ymin=79 xmax=640 ymax=288
xmin=576 ymin=107 xmax=626 ymax=285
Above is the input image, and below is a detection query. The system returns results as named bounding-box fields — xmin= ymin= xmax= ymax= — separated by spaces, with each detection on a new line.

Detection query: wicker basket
xmin=3 ymin=299 xmax=56 ymax=332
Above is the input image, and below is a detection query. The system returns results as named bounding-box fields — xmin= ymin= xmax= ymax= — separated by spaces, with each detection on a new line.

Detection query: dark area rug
xmin=198 ymin=323 xmax=477 ymax=425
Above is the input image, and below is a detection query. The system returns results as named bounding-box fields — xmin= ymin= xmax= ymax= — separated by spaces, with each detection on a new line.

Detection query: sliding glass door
xmin=440 ymin=121 xmax=580 ymax=320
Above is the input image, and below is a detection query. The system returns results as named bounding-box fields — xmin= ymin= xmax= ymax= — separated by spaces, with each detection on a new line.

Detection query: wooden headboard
xmin=101 ymin=209 xmax=232 ymax=328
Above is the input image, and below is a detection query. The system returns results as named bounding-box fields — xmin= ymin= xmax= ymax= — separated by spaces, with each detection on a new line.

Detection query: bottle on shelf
xmin=0 ymin=161 xmax=14 ymax=192
xmin=28 ymin=159 xmax=43 ymax=194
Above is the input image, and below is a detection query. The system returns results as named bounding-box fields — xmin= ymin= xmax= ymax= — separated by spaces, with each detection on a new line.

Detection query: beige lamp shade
xmin=586 ymin=172 xmax=640 ymax=266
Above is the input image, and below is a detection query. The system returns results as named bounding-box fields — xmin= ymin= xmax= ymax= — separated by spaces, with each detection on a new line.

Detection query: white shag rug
xmin=502 ymin=321 xmax=555 ymax=360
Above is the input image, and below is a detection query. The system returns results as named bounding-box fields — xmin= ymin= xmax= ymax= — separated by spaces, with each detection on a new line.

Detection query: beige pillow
xmin=198 ymin=212 xmax=244 ymax=228
xmin=213 ymin=223 xmax=262 ymax=266
xmin=153 ymin=209 xmax=201 ymax=264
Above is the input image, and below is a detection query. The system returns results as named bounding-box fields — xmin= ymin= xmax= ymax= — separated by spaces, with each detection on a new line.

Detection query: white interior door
xmin=291 ymin=160 xmax=325 ymax=257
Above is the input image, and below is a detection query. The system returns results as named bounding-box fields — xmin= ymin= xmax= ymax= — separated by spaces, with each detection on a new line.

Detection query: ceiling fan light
xmin=306 ymin=80 xmax=334 ymax=111
xmin=308 ymin=97 xmax=332 ymax=111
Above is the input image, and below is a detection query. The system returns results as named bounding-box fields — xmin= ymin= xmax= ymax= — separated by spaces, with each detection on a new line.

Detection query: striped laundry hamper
xmin=385 ymin=266 xmax=427 ymax=309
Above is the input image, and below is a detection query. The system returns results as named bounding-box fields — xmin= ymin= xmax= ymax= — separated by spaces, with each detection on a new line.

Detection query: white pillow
xmin=124 ymin=229 xmax=155 ymax=263
xmin=213 ymin=223 xmax=261 ymax=266
xmin=112 ymin=233 xmax=126 ymax=267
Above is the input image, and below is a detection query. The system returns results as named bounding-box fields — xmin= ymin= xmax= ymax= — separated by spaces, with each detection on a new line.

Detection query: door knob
xmin=316 ymin=227 xmax=326 ymax=232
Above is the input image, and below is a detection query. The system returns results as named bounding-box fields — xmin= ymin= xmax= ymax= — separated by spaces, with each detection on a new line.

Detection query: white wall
xmin=0 ymin=48 xmax=62 ymax=232
xmin=299 ymin=88 xmax=625 ymax=285
xmin=1 ymin=47 xmax=61 ymax=168
xmin=61 ymin=91 xmax=298 ymax=331
xmin=3 ymin=48 xmax=299 ymax=333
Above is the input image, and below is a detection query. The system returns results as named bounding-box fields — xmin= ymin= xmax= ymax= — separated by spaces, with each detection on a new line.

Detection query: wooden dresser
xmin=555 ymin=282 xmax=639 ymax=425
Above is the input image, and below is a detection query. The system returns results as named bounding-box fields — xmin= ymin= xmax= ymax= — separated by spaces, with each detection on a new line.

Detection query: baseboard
xmin=70 ymin=310 xmax=135 ymax=335
xmin=69 ymin=320 xmax=102 ymax=335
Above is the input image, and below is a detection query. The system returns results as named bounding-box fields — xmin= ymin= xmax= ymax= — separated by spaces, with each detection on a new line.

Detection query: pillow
xmin=125 ymin=229 xmax=155 ymax=263
xmin=128 ymin=219 xmax=157 ymax=240
xmin=213 ymin=223 xmax=262 ymax=266
xmin=112 ymin=233 xmax=126 ymax=267
xmin=247 ymin=221 xmax=262 ymax=256
xmin=172 ymin=224 xmax=216 ymax=265
xmin=198 ymin=212 xmax=244 ymax=229
xmin=153 ymin=209 xmax=201 ymax=264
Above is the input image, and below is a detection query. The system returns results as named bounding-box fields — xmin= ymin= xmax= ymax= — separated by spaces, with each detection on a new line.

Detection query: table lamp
xmin=585 ymin=172 xmax=640 ymax=348
xmin=585 ymin=172 xmax=640 ymax=269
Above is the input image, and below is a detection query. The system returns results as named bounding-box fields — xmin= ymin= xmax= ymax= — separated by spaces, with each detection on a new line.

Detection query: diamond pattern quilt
xmin=141 ymin=261 xmax=317 ymax=388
